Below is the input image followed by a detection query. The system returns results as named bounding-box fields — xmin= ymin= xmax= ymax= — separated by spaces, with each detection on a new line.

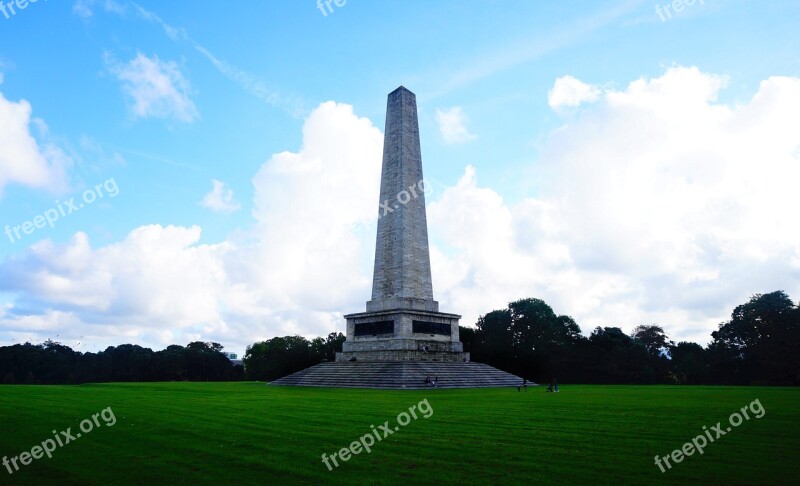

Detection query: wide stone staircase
xmin=270 ymin=361 xmax=531 ymax=389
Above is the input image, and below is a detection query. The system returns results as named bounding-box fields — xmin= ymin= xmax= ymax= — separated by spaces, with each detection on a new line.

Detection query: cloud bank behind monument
xmin=1 ymin=66 xmax=799 ymax=352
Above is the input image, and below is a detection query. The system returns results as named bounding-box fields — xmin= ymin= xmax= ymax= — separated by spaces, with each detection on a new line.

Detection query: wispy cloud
xmin=105 ymin=52 xmax=199 ymax=123
xmin=128 ymin=2 xmax=305 ymax=117
xmin=435 ymin=107 xmax=476 ymax=144
xmin=192 ymin=45 xmax=306 ymax=118
xmin=200 ymin=179 xmax=241 ymax=213
xmin=72 ymin=0 xmax=93 ymax=19
xmin=130 ymin=2 xmax=188 ymax=41
xmin=423 ymin=0 xmax=645 ymax=100
xmin=72 ymin=0 xmax=126 ymax=20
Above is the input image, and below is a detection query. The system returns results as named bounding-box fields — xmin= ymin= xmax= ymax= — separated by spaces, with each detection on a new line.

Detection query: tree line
xmin=1 ymin=291 xmax=797 ymax=385
xmin=0 ymin=342 xmax=243 ymax=384
xmin=461 ymin=291 xmax=800 ymax=385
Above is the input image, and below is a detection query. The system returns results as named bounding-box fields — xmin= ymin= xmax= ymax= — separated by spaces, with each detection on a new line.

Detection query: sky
xmin=0 ymin=0 xmax=798 ymax=357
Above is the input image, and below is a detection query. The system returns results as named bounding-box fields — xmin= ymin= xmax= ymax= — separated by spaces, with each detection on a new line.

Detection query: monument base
xmin=336 ymin=308 xmax=466 ymax=362
xmin=271 ymin=361 xmax=525 ymax=389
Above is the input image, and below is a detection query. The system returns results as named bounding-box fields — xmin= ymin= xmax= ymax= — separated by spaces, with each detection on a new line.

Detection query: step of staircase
xmin=270 ymin=362 xmax=532 ymax=389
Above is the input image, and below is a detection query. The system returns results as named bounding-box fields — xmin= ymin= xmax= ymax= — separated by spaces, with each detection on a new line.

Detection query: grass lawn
xmin=0 ymin=383 xmax=797 ymax=484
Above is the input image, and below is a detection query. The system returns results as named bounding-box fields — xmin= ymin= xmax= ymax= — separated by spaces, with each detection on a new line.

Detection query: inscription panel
xmin=412 ymin=320 xmax=451 ymax=336
xmin=354 ymin=321 xmax=395 ymax=337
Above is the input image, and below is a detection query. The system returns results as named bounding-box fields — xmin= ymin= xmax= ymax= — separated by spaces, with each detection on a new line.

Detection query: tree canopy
xmin=464 ymin=292 xmax=799 ymax=385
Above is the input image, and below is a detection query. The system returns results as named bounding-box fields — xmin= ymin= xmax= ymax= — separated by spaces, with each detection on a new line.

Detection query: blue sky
xmin=0 ymin=0 xmax=798 ymax=356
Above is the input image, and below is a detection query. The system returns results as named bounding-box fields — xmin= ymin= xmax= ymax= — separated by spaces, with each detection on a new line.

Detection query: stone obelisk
xmin=369 ymin=86 xmax=437 ymax=313
xmin=337 ymin=87 xmax=466 ymax=362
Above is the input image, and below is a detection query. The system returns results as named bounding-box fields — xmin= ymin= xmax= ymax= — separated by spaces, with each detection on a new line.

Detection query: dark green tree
xmin=632 ymin=325 xmax=673 ymax=357
xmin=670 ymin=342 xmax=709 ymax=384
xmin=632 ymin=324 xmax=674 ymax=383
xmin=709 ymin=291 xmax=800 ymax=385
xmin=508 ymin=298 xmax=583 ymax=381
xmin=244 ymin=336 xmax=316 ymax=381
xmin=311 ymin=332 xmax=345 ymax=362
xmin=587 ymin=327 xmax=652 ymax=383
xmin=474 ymin=309 xmax=514 ymax=372
xmin=467 ymin=298 xmax=583 ymax=382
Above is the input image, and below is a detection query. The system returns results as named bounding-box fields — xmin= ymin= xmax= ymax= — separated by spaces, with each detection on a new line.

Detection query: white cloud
xmin=0 ymin=227 xmax=232 ymax=348
xmin=548 ymin=75 xmax=602 ymax=110
xmin=0 ymin=101 xmax=382 ymax=353
xmin=105 ymin=52 xmax=199 ymax=123
xmin=435 ymin=107 xmax=476 ymax=144
xmin=72 ymin=0 xmax=126 ymax=19
xmin=0 ymin=58 xmax=9 ymax=85
xmin=0 ymin=91 xmax=71 ymax=195
xmin=247 ymin=101 xmax=383 ymax=312
xmin=0 ymin=228 xmax=221 ymax=314
xmin=72 ymin=0 xmax=94 ymax=18
xmin=431 ymin=67 xmax=800 ymax=344
xmin=200 ymin=179 xmax=240 ymax=213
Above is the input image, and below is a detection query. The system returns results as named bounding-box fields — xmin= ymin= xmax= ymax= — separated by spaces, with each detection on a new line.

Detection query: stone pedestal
xmin=336 ymin=309 xmax=468 ymax=362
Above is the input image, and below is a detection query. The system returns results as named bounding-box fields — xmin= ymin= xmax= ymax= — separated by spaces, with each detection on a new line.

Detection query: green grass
xmin=0 ymin=383 xmax=797 ymax=484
